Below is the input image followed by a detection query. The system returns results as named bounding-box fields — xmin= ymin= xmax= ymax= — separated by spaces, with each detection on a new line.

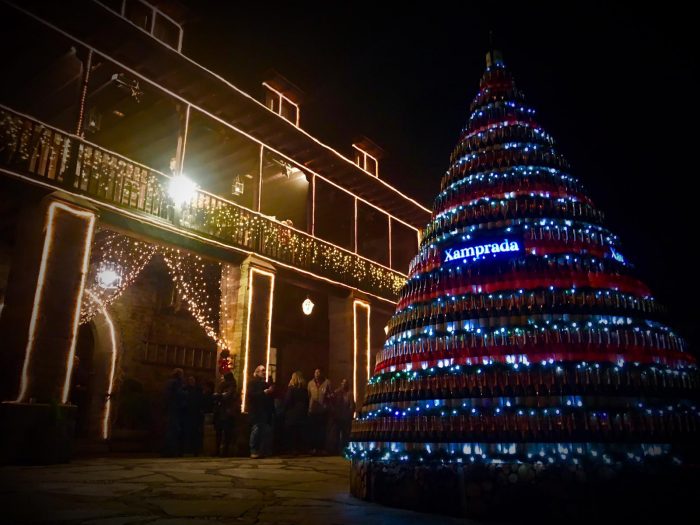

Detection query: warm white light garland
xmin=85 ymin=289 xmax=118 ymax=440
xmin=80 ymin=231 xmax=156 ymax=325
xmin=16 ymin=201 xmax=96 ymax=403
xmin=81 ymin=232 xmax=226 ymax=352
xmin=160 ymin=247 xmax=227 ymax=349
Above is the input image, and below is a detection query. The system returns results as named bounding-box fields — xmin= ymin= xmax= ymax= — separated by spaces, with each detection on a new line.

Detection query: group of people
xmin=247 ymin=365 xmax=355 ymax=458
xmin=163 ymin=368 xmax=214 ymax=457
xmin=162 ymin=363 xmax=355 ymax=459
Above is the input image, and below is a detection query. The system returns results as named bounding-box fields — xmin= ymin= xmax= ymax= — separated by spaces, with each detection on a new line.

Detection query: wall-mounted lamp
xmin=302 ymin=296 xmax=314 ymax=316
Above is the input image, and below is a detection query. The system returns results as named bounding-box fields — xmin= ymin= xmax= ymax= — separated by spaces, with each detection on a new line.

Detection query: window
xmin=124 ymin=0 xmax=152 ymax=31
xmin=183 ymin=109 xmax=260 ymax=210
xmin=100 ymin=0 xmax=183 ymax=51
xmin=352 ymin=145 xmax=379 ymax=176
xmin=357 ymin=202 xmax=389 ymax=266
xmin=153 ymin=13 xmax=180 ymax=50
xmin=83 ymin=56 xmax=179 ymax=172
xmin=391 ymin=220 xmax=418 ymax=273
xmin=260 ymin=153 xmax=310 ymax=231
xmin=263 ymin=83 xmax=300 ymax=126
xmin=314 ymin=178 xmax=354 ymax=251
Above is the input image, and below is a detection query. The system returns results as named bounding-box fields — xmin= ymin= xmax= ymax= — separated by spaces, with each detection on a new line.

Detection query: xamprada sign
xmin=443 ymin=237 xmax=522 ymax=263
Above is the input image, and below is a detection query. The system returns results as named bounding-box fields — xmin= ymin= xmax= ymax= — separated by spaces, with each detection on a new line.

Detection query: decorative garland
xmin=80 ymin=232 xmax=227 ymax=349
xmin=160 ymin=247 xmax=226 ymax=349
xmin=80 ymin=230 xmax=156 ymax=324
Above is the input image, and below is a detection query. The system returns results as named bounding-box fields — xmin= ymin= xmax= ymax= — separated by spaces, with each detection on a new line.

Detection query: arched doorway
xmin=70 ymin=303 xmax=121 ymax=446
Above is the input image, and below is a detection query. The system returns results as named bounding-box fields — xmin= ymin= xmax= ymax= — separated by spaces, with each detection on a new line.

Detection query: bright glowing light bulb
xmin=302 ymin=297 xmax=315 ymax=315
xmin=97 ymin=269 xmax=120 ymax=289
xmin=168 ymin=174 xmax=198 ymax=205
xmin=96 ymin=262 xmax=122 ymax=289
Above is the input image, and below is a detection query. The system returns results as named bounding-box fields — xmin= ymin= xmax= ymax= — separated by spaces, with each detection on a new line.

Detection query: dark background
xmin=181 ymin=2 xmax=696 ymax=350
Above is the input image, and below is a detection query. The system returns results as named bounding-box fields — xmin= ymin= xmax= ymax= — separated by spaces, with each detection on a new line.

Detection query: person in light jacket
xmin=307 ymin=368 xmax=331 ymax=454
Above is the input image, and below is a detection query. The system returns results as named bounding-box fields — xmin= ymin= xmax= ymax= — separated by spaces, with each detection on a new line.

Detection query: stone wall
xmin=101 ymin=254 xmax=217 ymax=450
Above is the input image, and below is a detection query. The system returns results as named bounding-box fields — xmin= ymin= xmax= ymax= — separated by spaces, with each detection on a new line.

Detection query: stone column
xmin=328 ymin=295 xmax=353 ymax=389
xmin=219 ymin=256 xmax=276 ymax=411
xmin=328 ymin=295 xmax=372 ymax=408
xmin=0 ymin=194 xmax=97 ymax=463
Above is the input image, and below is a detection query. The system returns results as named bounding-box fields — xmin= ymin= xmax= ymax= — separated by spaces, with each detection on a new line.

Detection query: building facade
xmin=0 ymin=0 xmax=429 ymax=458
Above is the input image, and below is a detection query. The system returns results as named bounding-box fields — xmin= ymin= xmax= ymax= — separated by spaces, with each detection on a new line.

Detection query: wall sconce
xmin=302 ymin=296 xmax=314 ymax=315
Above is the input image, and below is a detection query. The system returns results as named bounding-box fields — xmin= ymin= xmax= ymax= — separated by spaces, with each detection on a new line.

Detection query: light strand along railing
xmin=0 ymin=106 xmax=405 ymax=300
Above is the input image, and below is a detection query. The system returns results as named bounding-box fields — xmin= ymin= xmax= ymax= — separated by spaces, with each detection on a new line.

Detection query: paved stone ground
xmin=0 ymin=456 xmax=480 ymax=525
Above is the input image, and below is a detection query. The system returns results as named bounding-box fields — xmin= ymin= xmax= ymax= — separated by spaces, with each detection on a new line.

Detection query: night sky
xmin=180 ymin=2 xmax=697 ymax=350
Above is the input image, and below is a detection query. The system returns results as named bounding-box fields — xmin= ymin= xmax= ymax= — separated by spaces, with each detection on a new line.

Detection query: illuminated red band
xmin=398 ymin=273 xmax=651 ymax=310
xmin=374 ymin=343 xmax=695 ymax=374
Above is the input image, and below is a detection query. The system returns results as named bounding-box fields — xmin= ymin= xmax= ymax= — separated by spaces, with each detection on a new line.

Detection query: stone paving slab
xmin=0 ymin=456 xmax=479 ymax=524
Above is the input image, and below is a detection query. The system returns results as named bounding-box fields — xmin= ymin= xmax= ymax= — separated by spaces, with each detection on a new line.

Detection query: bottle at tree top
xmin=347 ymin=49 xmax=699 ymax=519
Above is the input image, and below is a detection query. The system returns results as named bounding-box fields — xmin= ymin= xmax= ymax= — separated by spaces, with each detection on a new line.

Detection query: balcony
xmin=0 ymin=106 xmax=406 ymax=301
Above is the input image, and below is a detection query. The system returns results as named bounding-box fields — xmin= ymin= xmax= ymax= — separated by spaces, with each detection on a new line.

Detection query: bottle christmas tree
xmin=348 ymin=50 xmax=698 ymax=516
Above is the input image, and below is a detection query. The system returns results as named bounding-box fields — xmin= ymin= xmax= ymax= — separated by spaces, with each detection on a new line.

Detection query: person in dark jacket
xmin=182 ymin=375 xmax=204 ymax=455
xmin=283 ymin=371 xmax=309 ymax=455
xmin=247 ymin=364 xmax=274 ymax=458
xmin=162 ymin=368 xmax=184 ymax=457
xmin=213 ymin=372 xmax=239 ymax=456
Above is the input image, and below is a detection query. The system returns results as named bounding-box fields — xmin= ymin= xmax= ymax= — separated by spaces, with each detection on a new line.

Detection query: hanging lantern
xmin=302 ymin=297 xmax=314 ymax=315
xmin=232 ymin=175 xmax=244 ymax=196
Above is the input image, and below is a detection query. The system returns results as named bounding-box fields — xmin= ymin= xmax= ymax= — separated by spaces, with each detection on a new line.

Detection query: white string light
xmin=80 ymin=231 xmax=156 ymax=325
xmin=160 ymin=247 xmax=227 ymax=349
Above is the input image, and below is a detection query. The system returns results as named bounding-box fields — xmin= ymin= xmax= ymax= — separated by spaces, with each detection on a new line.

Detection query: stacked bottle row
xmin=411 ymin=228 xmax=615 ymax=275
xmin=434 ymin=169 xmax=590 ymax=213
xmin=352 ymin=362 xmax=699 ymax=443
xmin=350 ymin=408 xmax=699 ymax=443
xmin=450 ymin=123 xmax=554 ymax=163
xmin=363 ymin=364 xmax=699 ymax=404
xmin=412 ymin=218 xmax=616 ymax=270
xmin=388 ymin=289 xmax=662 ymax=337
xmin=442 ymin=147 xmax=570 ymax=189
xmin=440 ymin=167 xmax=581 ymax=198
xmin=397 ymin=257 xmax=648 ymax=310
xmin=375 ymin=324 xmax=688 ymax=373
xmin=469 ymin=65 xmax=525 ymax=109
xmin=423 ymin=196 xmax=603 ymax=241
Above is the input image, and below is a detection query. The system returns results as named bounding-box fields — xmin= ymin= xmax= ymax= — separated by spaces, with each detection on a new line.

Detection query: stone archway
xmin=81 ymin=293 xmax=121 ymax=443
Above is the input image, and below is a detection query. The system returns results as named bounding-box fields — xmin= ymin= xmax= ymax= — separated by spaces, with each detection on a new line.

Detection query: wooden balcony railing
xmin=0 ymin=106 xmax=405 ymax=300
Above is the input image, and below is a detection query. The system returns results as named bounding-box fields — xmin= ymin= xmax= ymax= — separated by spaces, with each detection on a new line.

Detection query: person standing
xmin=247 ymin=364 xmax=274 ymax=458
xmin=213 ymin=371 xmax=239 ymax=456
xmin=283 ymin=371 xmax=309 ymax=455
xmin=163 ymin=368 xmax=184 ymax=457
xmin=307 ymin=368 xmax=331 ymax=454
xmin=182 ymin=375 xmax=204 ymax=455
xmin=218 ymin=348 xmax=233 ymax=377
xmin=333 ymin=378 xmax=355 ymax=454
